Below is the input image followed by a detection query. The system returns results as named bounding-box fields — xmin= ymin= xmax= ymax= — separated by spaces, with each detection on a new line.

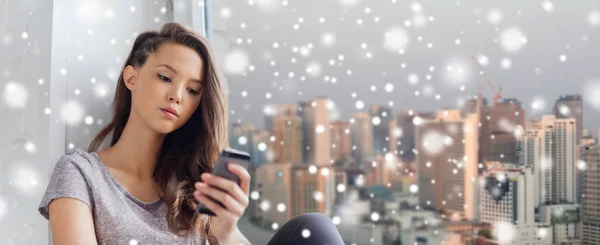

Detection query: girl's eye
xmin=187 ymin=88 xmax=200 ymax=95
xmin=158 ymin=74 xmax=171 ymax=82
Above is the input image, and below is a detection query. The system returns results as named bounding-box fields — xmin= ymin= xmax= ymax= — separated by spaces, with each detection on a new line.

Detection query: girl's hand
xmin=194 ymin=164 xmax=251 ymax=244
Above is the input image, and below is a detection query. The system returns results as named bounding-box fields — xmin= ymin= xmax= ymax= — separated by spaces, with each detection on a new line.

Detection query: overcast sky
xmin=212 ymin=0 xmax=600 ymax=132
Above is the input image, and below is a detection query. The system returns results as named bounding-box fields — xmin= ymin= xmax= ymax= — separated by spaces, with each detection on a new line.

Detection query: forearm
xmin=216 ymin=228 xmax=251 ymax=245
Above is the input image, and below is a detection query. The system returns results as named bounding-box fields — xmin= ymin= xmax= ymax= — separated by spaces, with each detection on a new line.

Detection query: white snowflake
xmin=8 ymin=163 xmax=39 ymax=196
xmin=383 ymin=28 xmax=410 ymax=53
xmin=257 ymin=142 xmax=267 ymax=151
xmin=260 ymin=200 xmax=271 ymax=211
xmin=370 ymin=212 xmax=380 ymax=221
xmin=2 ymin=81 xmax=28 ymax=109
xmin=421 ymin=130 xmax=446 ymax=155
xmin=276 ymin=203 xmax=286 ymax=212
xmin=355 ymin=100 xmax=365 ymax=110
xmin=499 ymin=27 xmax=527 ymax=53
xmin=542 ymin=1 xmax=554 ymax=12
xmin=588 ymin=10 xmax=600 ymax=26
xmin=560 ymin=54 xmax=567 ymax=62
xmin=224 ymin=49 xmax=250 ymax=75
xmin=408 ymin=73 xmax=419 ymax=85
xmin=501 ymin=57 xmax=512 ymax=70
xmin=306 ymin=62 xmax=322 ymax=77
xmin=530 ymin=96 xmax=547 ymax=112
xmin=61 ymin=101 xmax=85 ymax=126
xmin=250 ymin=191 xmax=260 ymax=200
xmin=493 ymin=222 xmax=516 ymax=244
xmin=338 ymin=0 xmax=361 ymax=7
xmin=313 ymin=191 xmax=324 ymax=202
xmin=410 ymin=184 xmax=419 ymax=193
xmin=487 ymin=8 xmax=503 ymax=25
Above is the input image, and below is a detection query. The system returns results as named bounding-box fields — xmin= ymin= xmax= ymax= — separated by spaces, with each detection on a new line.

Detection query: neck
xmin=110 ymin=112 xmax=166 ymax=179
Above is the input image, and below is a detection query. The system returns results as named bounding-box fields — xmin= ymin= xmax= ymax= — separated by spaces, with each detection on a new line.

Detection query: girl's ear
xmin=123 ymin=65 xmax=138 ymax=91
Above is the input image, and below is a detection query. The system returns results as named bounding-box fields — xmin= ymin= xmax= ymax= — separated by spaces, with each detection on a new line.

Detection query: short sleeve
xmin=38 ymin=154 xmax=95 ymax=220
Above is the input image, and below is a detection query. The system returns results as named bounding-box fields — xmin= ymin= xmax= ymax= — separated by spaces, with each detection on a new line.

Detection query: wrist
xmin=216 ymin=227 xmax=250 ymax=245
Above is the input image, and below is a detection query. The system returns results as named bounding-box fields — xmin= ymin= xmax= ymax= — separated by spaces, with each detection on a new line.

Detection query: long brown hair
xmin=88 ymin=22 xmax=228 ymax=241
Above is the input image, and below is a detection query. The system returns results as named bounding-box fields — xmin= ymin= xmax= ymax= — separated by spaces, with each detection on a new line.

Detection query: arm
xmin=48 ymin=197 xmax=98 ymax=245
xmin=211 ymin=228 xmax=251 ymax=245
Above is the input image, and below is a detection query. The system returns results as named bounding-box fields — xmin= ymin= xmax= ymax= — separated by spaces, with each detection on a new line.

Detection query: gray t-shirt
xmin=38 ymin=149 xmax=208 ymax=245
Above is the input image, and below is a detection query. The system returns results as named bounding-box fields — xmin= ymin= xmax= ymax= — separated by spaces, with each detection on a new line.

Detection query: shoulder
xmin=58 ymin=148 xmax=99 ymax=168
xmin=51 ymin=148 xmax=103 ymax=178
xmin=38 ymin=148 xmax=103 ymax=219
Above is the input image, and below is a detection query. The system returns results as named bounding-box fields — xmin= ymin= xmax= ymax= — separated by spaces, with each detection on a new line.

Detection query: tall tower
xmin=299 ymin=98 xmax=331 ymax=165
xmin=518 ymin=115 xmax=577 ymax=206
xmin=331 ymin=120 xmax=352 ymax=163
xmin=272 ymin=105 xmax=303 ymax=163
xmin=416 ymin=110 xmax=479 ymax=220
xmin=582 ymin=145 xmax=600 ymax=245
xmin=554 ymin=94 xmax=583 ymax=145
xmin=369 ymin=105 xmax=393 ymax=155
xmin=479 ymin=163 xmax=535 ymax=226
xmin=464 ymin=96 xmax=525 ymax=164
xmin=477 ymin=163 xmax=551 ymax=245
xmin=351 ymin=112 xmax=374 ymax=164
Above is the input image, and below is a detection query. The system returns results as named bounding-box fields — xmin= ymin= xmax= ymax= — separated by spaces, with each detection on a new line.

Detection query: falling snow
xmin=2 ymin=81 xmax=28 ymax=109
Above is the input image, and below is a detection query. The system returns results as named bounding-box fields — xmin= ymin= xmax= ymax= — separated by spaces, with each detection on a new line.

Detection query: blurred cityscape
xmin=231 ymin=92 xmax=599 ymax=245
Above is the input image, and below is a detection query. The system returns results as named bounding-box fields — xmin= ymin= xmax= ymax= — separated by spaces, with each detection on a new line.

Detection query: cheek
xmin=134 ymin=79 xmax=163 ymax=111
xmin=184 ymin=101 xmax=201 ymax=119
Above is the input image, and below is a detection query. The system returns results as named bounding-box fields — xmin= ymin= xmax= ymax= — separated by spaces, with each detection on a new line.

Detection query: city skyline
xmin=230 ymin=92 xmax=593 ymax=143
xmin=213 ymin=0 xmax=600 ymax=133
xmin=237 ymin=90 xmax=588 ymax=244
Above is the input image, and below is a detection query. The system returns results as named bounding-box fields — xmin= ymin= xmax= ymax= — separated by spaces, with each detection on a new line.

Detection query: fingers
xmin=227 ymin=164 xmax=251 ymax=195
xmin=195 ymin=182 xmax=245 ymax=217
xmin=194 ymin=190 xmax=236 ymax=219
xmin=200 ymin=170 xmax=249 ymax=207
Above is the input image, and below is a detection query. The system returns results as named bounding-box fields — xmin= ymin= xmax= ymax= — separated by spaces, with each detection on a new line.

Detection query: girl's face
xmin=123 ymin=42 xmax=204 ymax=135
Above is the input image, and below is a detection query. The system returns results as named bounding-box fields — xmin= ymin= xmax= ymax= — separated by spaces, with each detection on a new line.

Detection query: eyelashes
xmin=157 ymin=73 xmax=201 ymax=95
xmin=158 ymin=73 xmax=172 ymax=82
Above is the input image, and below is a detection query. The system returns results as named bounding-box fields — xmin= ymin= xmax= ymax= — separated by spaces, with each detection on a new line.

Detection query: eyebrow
xmin=156 ymin=64 xmax=203 ymax=84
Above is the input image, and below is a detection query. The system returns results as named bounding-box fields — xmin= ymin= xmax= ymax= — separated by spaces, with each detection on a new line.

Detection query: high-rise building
xmin=272 ymin=105 xmax=303 ymax=163
xmin=416 ymin=110 xmax=479 ymax=220
xmin=298 ymin=98 xmax=331 ymax=165
xmin=488 ymin=99 xmax=526 ymax=164
xmin=230 ymin=123 xmax=270 ymax=166
xmin=394 ymin=109 xmax=435 ymax=162
xmin=264 ymin=104 xmax=280 ymax=133
xmin=254 ymin=162 xmax=340 ymax=225
xmin=581 ymin=145 xmax=600 ymax=245
xmin=331 ymin=120 xmax=352 ymax=163
xmin=519 ymin=115 xmax=577 ymax=206
xmin=479 ymin=163 xmax=535 ymax=225
xmin=478 ymin=163 xmax=552 ymax=245
xmin=554 ymin=94 xmax=583 ymax=144
xmin=388 ymin=119 xmax=399 ymax=159
xmin=370 ymin=105 xmax=393 ymax=155
xmin=583 ymin=129 xmax=591 ymax=138
xmin=464 ymin=96 xmax=525 ymax=164
xmin=351 ymin=112 xmax=374 ymax=164
xmin=538 ymin=204 xmax=581 ymax=244
xmin=253 ymin=163 xmax=294 ymax=226
xmin=231 ymin=123 xmax=256 ymax=155
xmin=367 ymin=154 xmax=398 ymax=188
xmin=577 ymin=139 xmax=596 ymax=204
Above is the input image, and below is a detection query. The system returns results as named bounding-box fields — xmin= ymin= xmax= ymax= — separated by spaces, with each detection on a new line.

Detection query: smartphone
xmin=198 ymin=147 xmax=251 ymax=216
